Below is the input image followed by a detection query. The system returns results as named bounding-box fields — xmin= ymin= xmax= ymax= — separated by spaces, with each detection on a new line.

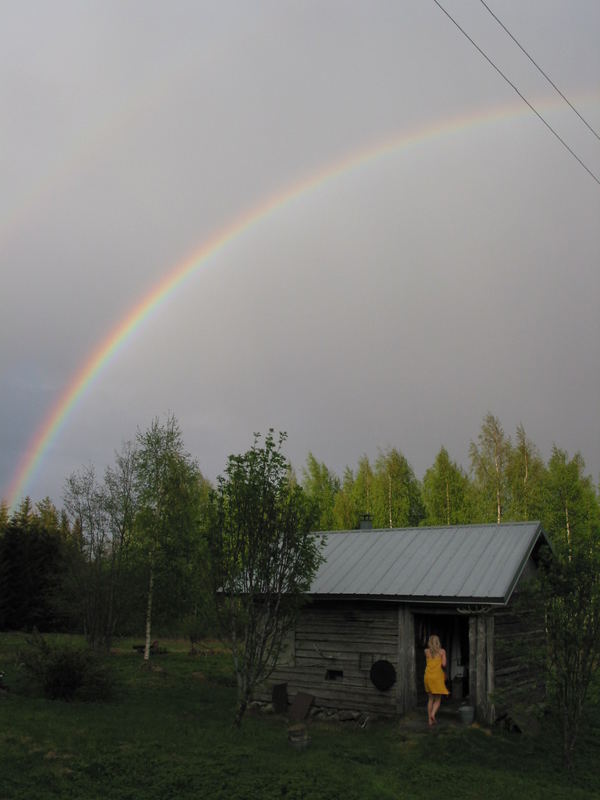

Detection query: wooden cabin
xmin=260 ymin=521 xmax=548 ymax=723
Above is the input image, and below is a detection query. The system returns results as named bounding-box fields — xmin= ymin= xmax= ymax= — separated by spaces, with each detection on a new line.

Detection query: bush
xmin=18 ymin=631 xmax=114 ymax=701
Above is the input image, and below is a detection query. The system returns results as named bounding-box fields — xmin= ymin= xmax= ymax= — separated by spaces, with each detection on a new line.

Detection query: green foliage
xmin=0 ymin=499 xmax=9 ymax=529
xmin=469 ymin=413 xmax=512 ymax=523
xmin=351 ymin=455 xmax=376 ymax=522
xmin=133 ymin=415 xmax=206 ymax=658
xmin=60 ymin=420 xmax=210 ymax=651
xmin=507 ymin=425 xmax=545 ymax=521
xmin=34 ymin=497 xmax=66 ymax=535
xmin=542 ymin=447 xmax=600 ymax=553
xmin=11 ymin=496 xmax=35 ymax=528
xmin=180 ymin=596 xmax=217 ymax=653
xmin=422 ymin=447 xmax=472 ymax=525
xmin=301 ymin=452 xmax=340 ymax=530
xmin=208 ymin=430 xmax=322 ymax=725
xmin=538 ymin=543 xmax=600 ymax=769
xmin=63 ymin=456 xmax=140 ymax=650
xmin=17 ymin=631 xmax=114 ymax=701
xmin=328 ymin=451 xmax=424 ymax=530
xmin=372 ymin=448 xmax=425 ymax=528
xmin=0 ymin=517 xmax=68 ymax=632
xmin=332 ymin=467 xmax=359 ymax=529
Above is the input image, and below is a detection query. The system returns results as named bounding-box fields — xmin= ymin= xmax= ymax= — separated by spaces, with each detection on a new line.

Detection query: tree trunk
xmin=565 ymin=503 xmax=572 ymax=561
xmin=494 ymin=443 xmax=501 ymax=523
xmin=234 ymin=696 xmax=248 ymax=728
xmin=496 ymin=486 xmax=501 ymax=524
xmin=144 ymin=563 xmax=154 ymax=662
xmin=103 ymin=551 xmax=118 ymax=653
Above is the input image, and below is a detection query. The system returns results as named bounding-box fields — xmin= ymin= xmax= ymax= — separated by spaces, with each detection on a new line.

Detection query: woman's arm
xmin=440 ymin=649 xmax=447 ymax=668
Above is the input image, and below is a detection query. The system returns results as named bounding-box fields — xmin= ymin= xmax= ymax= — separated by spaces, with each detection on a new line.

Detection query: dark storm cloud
xmin=2 ymin=1 xmax=599 ymax=506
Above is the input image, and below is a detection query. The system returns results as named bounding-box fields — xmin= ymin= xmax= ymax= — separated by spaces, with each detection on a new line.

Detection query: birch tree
xmin=542 ymin=447 xmax=600 ymax=557
xmin=372 ymin=448 xmax=424 ymax=528
xmin=352 ymin=455 xmax=375 ymax=524
xmin=507 ymin=424 xmax=545 ymax=521
xmin=469 ymin=413 xmax=512 ymax=523
xmin=134 ymin=415 xmax=201 ymax=662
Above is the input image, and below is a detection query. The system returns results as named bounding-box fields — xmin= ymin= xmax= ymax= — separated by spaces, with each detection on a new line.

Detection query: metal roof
xmin=309 ymin=522 xmax=546 ymax=606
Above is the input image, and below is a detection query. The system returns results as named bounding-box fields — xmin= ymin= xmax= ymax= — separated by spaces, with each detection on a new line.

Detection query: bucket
xmin=458 ymin=705 xmax=475 ymax=725
xmin=288 ymin=724 xmax=309 ymax=750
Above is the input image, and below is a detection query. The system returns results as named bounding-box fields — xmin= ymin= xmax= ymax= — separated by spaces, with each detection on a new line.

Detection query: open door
xmin=414 ymin=613 xmax=469 ymax=703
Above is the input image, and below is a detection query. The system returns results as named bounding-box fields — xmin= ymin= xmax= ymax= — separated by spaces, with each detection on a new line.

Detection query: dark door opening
xmin=414 ymin=613 xmax=469 ymax=703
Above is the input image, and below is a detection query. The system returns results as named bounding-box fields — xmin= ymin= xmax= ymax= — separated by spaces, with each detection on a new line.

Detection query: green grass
xmin=0 ymin=633 xmax=598 ymax=799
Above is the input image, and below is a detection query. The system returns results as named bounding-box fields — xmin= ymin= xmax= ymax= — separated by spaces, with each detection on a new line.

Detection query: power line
xmin=479 ymin=0 xmax=600 ymax=142
xmin=432 ymin=0 xmax=600 ymax=187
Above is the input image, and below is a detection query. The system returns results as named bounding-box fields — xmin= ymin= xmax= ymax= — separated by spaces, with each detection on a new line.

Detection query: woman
xmin=424 ymin=634 xmax=449 ymax=726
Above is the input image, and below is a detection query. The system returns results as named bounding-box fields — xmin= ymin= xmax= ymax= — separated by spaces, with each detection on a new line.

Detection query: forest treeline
xmin=301 ymin=414 xmax=600 ymax=544
xmin=1 ymin=412 xmax=599 ymax=640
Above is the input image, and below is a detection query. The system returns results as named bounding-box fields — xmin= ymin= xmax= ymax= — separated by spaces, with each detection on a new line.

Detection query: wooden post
xmin=469 ymin=616 xmax=477 ymax=709
xmin=476 ymin=616 xmax=487 ymax=722
xmin=407 ymin=612 xmax=416 ymax=710
xmin=485 ymin=615 xmax=495 ymax=724
xmin=396 ymin=606 xmax=406 ymax=714
xmin=469 ymin=613 xmax=495 ymax=724
xmin=396 ymin=606 xmax=416 ymax=715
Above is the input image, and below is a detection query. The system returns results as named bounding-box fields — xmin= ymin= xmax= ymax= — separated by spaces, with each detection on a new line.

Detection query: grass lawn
xmin=0 ymin=633 xmax=598 ymax=799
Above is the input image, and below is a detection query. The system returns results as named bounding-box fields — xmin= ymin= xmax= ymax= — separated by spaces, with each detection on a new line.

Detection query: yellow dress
xmin=424 ymin=654 xmax=449 ymax=695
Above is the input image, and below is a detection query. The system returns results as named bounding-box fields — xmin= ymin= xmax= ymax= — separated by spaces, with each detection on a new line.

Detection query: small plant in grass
xmin=17 ymin=630 xmax=114 ymax=701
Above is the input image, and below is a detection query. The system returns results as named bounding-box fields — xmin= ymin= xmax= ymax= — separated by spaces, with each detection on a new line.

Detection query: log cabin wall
xmin=467 ymin=561 xmax=543 ymax=724
xmin=258 ymin=599 xmax=402 ymax=716
xmin=258 ymin=593 xmax=542 ymax=722
xmin=493 ymin=595 xmax=545 ymax=715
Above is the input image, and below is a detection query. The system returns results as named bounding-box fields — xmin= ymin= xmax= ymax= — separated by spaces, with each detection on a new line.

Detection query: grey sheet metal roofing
xmin=309 ymin=522 xmax=546 ymax=605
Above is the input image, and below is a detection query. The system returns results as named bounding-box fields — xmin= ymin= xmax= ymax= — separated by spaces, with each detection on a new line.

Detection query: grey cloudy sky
xmin=2 ymin=0 xmax=599 ymax=508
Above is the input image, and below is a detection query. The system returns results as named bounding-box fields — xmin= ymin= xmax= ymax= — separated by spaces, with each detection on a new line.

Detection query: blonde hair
xmin=427 ymin=634 xmax=441 ymax=658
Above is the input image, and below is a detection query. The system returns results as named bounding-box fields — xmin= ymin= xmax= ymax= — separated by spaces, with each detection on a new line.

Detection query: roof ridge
xmin=313 ymin=521 xmax=542 ymax=535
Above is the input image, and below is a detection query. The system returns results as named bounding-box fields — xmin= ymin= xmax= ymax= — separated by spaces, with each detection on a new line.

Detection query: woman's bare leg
xmin=427 ymin=695 xmax=434 ymax=725
xmin=431 ymin=695 xmax=441 ymax=723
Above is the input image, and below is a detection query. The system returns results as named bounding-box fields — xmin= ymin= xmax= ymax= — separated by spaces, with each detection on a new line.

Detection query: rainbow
xmin=5 ymin=94 xmax=596 ymax=510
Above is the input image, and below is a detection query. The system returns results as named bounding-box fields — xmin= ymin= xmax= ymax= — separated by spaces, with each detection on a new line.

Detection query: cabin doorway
xmin=414 ymin=613 xmax=469 ymax=703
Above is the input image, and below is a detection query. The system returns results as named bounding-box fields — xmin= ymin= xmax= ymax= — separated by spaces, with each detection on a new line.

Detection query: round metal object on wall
xmin=369 ymin=659 xmax=396 ymax=691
